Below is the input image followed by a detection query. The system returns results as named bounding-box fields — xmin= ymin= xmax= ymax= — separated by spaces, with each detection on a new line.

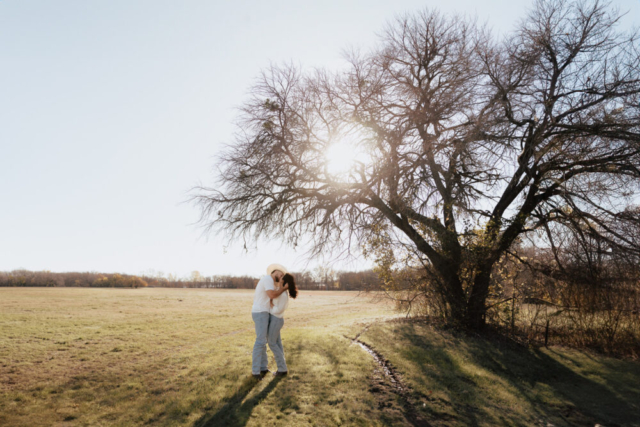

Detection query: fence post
xmin=511 ymin=295 xmax=516 ymax=335
xmin=544 ymin=319 xmax=550 ymax=347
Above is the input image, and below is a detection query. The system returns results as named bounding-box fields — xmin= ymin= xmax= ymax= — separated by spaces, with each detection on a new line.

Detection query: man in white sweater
xmin=251 ymin=264 xmax=288 ymax=379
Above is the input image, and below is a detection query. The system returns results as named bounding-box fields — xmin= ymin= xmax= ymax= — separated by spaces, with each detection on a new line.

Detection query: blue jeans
xmin=251 ymin=312 xmax=270 ymax=375
xmin=268 ymin=314 xmax=287 ymax=373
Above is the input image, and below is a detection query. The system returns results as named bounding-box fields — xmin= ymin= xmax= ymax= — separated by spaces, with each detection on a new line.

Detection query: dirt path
xmin=345 ymin=325 xmax=430 ymax=427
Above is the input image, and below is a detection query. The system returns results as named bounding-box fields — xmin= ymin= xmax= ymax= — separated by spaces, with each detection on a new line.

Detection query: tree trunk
xmin=444 ymin=277 xmax=467 ymax=326
xmin=465 ymin=267 xmax=493 ymax=331
xmin=433 ymin=260 xmax=467 ymax=326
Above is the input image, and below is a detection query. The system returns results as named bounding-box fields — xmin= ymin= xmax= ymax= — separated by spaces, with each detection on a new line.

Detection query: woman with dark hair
xmin=268 ymin=273 xmax=297 ymax=376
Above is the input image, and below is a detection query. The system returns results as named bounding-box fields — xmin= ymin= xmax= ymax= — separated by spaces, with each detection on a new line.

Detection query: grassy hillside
xmin=1 ymin=288 xmax=639 ymax=426
xmin=359 ymin=321 xmax=640 ymax=426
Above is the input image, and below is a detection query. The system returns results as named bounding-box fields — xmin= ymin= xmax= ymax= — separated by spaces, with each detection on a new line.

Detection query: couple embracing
xmin=251 ymin=263 xmax=298 ymax=380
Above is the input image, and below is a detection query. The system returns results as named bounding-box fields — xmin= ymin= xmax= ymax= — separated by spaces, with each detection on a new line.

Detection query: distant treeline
xmin=0 ymin=269 xmax=382 ymax=291
xmin=0 ymin=271 xmax=148 ymax=288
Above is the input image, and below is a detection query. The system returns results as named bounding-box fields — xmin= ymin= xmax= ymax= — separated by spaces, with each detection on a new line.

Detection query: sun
xmin=325 ymin=140 xmax=366 ymax=176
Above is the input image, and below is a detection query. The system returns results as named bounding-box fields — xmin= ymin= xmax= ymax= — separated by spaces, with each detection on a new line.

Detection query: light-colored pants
xmin=251 ymin=312 xmax=270 ymax=375
xmin=268 ymin=314 xmax=287 ymax=373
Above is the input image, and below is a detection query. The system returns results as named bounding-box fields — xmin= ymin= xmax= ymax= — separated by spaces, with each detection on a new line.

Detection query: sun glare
xmin=325 ymin=141 xmax=366 ymax=176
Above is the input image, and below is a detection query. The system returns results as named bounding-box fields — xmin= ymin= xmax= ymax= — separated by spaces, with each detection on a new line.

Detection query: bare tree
xmin=195 ymin=0 xmax=640 ymax=330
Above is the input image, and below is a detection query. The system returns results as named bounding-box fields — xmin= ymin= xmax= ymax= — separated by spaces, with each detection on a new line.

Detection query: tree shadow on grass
xmin=389 ymin=328 xmax=483 ymax=426
xmin=391 ymin=323 xmax=640 ymax=426
xmin=470 ymin=340 xmax=639 ymax=426
xmin=194 ymin=376 xmax=283 ymax=427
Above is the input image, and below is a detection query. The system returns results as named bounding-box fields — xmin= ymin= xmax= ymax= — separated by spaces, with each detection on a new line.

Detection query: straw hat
xmin=266 ymin=264 xmax=288 ymax=275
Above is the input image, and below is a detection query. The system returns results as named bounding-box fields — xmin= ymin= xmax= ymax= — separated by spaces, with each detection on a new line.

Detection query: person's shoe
xmin=274 ymin=371 xmax=288 ymax=377
xmin=260 ymin=370 xmax=270 ymax=378
xmin=252 ymin=374 xmax=262 ymax=381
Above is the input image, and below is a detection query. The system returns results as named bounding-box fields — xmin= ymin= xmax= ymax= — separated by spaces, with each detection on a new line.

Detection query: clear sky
xmin=1 ymin=0 xmax=638 ymax=278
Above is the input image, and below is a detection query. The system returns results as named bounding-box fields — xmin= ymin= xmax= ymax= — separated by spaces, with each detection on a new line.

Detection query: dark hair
xmin=282 ymin=273 xmax=298 ymax=299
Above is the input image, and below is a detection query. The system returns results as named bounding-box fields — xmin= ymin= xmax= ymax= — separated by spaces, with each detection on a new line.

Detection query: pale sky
xmin=1 ymin=0 xmax=638 ymax=278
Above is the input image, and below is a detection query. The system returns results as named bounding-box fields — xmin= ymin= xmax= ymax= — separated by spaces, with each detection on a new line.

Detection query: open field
xmin=0 ymin=288 xmax=398 ymax=426
xmin=1 ymin=288 xmax=640 ymax=426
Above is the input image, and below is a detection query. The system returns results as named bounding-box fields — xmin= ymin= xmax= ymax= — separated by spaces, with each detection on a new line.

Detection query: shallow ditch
xmin=346 ymin=327 xmax=430 ymax=427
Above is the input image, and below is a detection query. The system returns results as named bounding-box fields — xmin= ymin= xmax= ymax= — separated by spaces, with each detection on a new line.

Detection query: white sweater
xmin=270 ymin=290 xmax=289 ymax=318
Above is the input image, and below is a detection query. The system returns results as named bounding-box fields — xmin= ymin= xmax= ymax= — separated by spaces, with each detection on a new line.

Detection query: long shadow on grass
xmin=194 ymin=376 xmax=283 ymax=427
xmin=391 ymin=327 xmax=483 ymax=426
xmin=392 ymin=323 xmax=640 ymax=426
xmin=469 ymin=338 xmax=639 ymax=426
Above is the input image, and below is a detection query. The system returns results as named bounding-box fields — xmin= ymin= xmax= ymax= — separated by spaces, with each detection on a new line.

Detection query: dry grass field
xmin=361 ymin=322 xmax=640 ymax=426
xmin=0 ymin=288 xmax=398 ymax=426
xmin=2 ymin=287 xmax=639 ymax=426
